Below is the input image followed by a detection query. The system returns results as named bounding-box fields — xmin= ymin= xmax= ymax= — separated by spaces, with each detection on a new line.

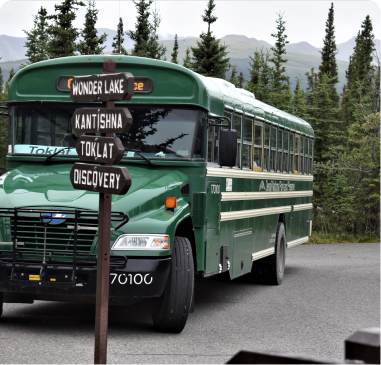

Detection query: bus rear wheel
xmin=0 ymin=292 xmax=3 ymax=317
xmin=151 ymin=236 xmax=194 ymax=333
xmin=251 ymin=222 xmax=286 ymax=285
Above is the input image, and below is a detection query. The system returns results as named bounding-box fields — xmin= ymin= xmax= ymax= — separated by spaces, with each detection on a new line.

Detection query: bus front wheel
xmin=151 ymin=236 xmax=194 ymax=333
xmin=251 ymin=222 xmax=286 ymax=285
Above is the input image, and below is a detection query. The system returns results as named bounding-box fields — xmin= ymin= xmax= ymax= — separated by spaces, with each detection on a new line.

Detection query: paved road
xmin=0 ymin=242 xmax=379 ymax=364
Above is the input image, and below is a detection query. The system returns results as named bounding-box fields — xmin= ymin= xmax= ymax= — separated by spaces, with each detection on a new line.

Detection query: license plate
xmin=29 ymin=275 xmax=40 ymax=281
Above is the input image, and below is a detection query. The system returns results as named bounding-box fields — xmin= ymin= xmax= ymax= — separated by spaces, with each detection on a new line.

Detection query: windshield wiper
xmin=124 ymin=148 xmax=155 ymax=166
xmin=42 ymin=147 xmax=73 ymax=165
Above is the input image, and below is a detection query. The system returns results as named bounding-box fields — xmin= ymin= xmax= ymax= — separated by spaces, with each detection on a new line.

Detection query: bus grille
xmin=11 ymin=216 xmax=97 ymax=254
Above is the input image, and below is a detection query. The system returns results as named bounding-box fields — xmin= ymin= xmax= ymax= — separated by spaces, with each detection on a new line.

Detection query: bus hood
xmin=0 ymin=164 xmax=189 ymax=213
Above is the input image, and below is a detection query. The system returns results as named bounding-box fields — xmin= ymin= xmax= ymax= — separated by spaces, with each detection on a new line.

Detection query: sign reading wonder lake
xmin=70 ymin=72 xmax=135 ymax=102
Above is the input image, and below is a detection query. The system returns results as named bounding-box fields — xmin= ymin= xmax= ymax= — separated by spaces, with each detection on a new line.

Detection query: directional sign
xmin=76 ymin=135 xmax=125 ymax=164
xmin=71 ymin=108 xmax=132 ymax=134
xmin=70 ymin=72 xmax=135 ymax=102
xmin=70 ymin=163 xmax=131 ymax=195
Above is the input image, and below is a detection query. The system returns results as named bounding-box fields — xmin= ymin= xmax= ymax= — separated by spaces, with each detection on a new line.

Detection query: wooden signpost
xmin=69 ymin=59 xmax=134 ymax=364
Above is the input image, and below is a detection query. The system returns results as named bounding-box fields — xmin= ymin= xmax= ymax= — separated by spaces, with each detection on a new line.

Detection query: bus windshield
xmin=12 ymin=103 xmax=205 ymax=160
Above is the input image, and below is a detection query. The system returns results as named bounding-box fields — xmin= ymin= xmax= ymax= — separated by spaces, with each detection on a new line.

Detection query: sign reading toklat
xmin=76 ymin=135 xmax=125 ymax=164
xmin=70 ymin=72 xmax=135 ymax=102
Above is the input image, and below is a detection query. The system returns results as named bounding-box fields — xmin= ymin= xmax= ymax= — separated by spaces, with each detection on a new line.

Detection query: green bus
xmin=0 ymin=55 xmax=313 ymax=333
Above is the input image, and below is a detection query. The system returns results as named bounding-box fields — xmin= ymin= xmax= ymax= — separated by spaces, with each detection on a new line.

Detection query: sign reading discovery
xmin=70 ymin=163 xmax=131 ymax=195
xmin=70 ymin=72 xmax=135 ymax=102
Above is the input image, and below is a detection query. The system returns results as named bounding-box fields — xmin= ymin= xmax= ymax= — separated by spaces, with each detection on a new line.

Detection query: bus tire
xmin=267 ymin=222 xmax=286 ymax=285
xmin=151 ymin=236 xmax=194 ymax=333
xmin=0 ymin=292 xmax=3 ymax=317
xmin=251 ymin=222 xmax=286 ymax=285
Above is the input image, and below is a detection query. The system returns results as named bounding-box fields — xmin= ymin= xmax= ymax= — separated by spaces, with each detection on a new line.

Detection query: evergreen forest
xmin=0 ymin=0 xmax=379 ymax=243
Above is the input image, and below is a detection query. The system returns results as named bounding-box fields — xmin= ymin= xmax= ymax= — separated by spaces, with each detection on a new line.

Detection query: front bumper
xmin=0 ymin=255 xmax=171 ymax=300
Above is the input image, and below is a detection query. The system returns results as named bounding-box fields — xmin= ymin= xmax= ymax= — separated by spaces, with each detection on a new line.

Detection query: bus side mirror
xmin=219 ymin=129 xmax=237 ymax=167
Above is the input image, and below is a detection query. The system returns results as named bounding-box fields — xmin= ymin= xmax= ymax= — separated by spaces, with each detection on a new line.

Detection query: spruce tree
xmin=48 ymin=0 xmax=85 ymax=58
xmin=356 ymin=15 xmax=375 ymax=82
xmin=190 ymin=0 xmax=230 ymax=78
xmin=112 ymin=18 xmax=128 ymax=55
xmin=127 ymin=0 xmax=153 ymax=57
xmin=257 ymin=49 xmax=273 ymax=104
xmin=228 ymin=64 xmax=238 ymax=86
xmin=246 ymin=50 xmax=261 ymax=96
xmin=0 ymin=65 xmax=3 ymax=97
xmin=269 ymin=12 xmax=291 ymax=111
xmin=309 ymin=73 xmax=341 ymax=163
xmin=146 ymin=7 xmax=166 ymax=59
xmin=183 ymin=47 xmax=192 ymax=68
xmin=247 ymin=48 xmax=272 ymax=103
xmin=238 ymin=72 xmax=245 ymax=88
xmin=319 ymin=3 xmax=339 ymax=106
xmin=341 ymin=16 xmax=376 ymax=127
xmin=77 ymin=0 xmax=107 ymax=55
xmin=5 ymin=69 xmax=15 ymax=95
xmin=171 ymin=34 xmax=179 ymax=64
xmin=305 ymin=67 xmax=319 ymax=106
xmin=23 ymin=7 xmax=50 ymax=65
xmin=291 ymin=77 xmax=308 ymax=119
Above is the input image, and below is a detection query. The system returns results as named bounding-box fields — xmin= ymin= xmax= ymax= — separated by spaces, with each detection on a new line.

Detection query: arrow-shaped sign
xmin=70 ymin=72 xmax=135 ymax=102
xmin=76 ymin=136 xmax=125 ymax=164
xmin=71 ymin=108 xmax=132 ymax=134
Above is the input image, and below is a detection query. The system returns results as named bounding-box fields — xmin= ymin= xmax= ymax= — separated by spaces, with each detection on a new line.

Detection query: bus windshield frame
xmin=9 ymin=102 xmax=206 ymax=161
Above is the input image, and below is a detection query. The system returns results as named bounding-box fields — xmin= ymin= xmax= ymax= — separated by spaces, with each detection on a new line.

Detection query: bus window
xmin=300 ymin=136 xmax=305 ymax=174
xmin=277 ymin=128 xmax=283 ymax=172
xmin=207 ymin=110 xmax=231 ymax=164
xmin=234 ymin=114 xmax=242 ymax=168
xmin=253 ymin=121 xmax=263 ymax=170
xmin=295 ymin=134 xmax=300 ymax=173
xmin=305 ymin=139 xmax=309 ymax=174
xmin=283 ymin=131 xmax=289 ymax=173
xmin=207 ymin=124 xmax=213 ymax=162
xmin=242 ymin=116 xmax=253 ymax=169
xmin=309 ymin=139 xmax=314 ymax=174
xmin=271 ymin=126 xmax=277 ymax=171
xmin=289 ymin=132 xmax=294 ymax=173
xmin=264 ymin=124 xmax=270 ymax=171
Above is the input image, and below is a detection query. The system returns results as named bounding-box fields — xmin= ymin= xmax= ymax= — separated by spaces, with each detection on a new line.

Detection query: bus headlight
xmin=112 ymin=234 xmax=170 ymax=250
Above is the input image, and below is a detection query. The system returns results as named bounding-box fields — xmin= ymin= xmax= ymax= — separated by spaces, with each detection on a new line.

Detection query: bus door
xmin=205 ymin=180 xmax=221 ymax=275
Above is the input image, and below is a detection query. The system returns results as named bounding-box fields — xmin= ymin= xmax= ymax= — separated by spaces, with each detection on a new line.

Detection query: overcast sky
xmin=0 ymin=0 xmax=379 ymax=48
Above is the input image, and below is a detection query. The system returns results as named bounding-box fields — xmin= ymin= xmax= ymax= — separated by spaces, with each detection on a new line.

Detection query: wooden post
xmin=94 ymin=59 xmax=116 ymax=365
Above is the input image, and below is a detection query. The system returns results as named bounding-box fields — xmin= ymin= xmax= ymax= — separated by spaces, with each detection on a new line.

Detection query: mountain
xmin=286 ymin=41 xmax=320 ymax=57
xmin=2 ymin=32 xmax=380 ymax=93
xmin=0 ymin=29 xmax=190 ymax=61
xmin=0 ymin=59 xmax=27 ymax=85
xmin=0 ymin=35 xmax=26 ymax=61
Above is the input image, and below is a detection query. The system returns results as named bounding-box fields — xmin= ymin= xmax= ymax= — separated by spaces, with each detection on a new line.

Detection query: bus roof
xmin=8 ymin=55 xmax=314 ymax=137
